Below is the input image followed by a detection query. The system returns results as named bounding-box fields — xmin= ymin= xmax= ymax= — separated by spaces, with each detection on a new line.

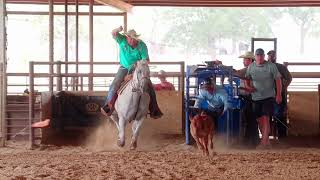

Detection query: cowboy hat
xmin=238 ymin=51 xmax=255 ymax=59
xmin=124 ymin=29 xmax=140 ymax=40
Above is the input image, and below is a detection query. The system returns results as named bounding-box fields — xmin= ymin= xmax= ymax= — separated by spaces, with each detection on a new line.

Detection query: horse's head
xmin=133 ymin=60 xmax=150 ymax=93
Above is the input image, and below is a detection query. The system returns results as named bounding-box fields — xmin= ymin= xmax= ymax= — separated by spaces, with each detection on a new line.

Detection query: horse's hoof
xmin=117 ymin=139 xmax=125 ymax=147
xmin=130 ymin=141 xmax=137 ymax=150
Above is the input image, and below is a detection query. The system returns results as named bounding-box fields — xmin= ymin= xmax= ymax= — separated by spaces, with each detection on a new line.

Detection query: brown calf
xmin=190 ymin=111 xmax=215 ymax=156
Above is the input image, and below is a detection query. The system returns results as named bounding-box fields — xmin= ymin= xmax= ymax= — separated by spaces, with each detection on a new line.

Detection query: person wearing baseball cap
xmin=245 ymin=48 xmax=282 ymax=149
xmin=193 ymin=77 xmax=229 ymax=121
xmin=267 ymin=50 xmax=292 ymax=139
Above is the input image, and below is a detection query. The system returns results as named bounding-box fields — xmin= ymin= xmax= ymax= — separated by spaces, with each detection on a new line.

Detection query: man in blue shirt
xmin=194 ymin=77 xmax=228 ymax=120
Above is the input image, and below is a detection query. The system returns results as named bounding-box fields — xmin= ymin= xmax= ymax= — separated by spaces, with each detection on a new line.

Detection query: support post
xmin=64 ymin=0 xmax=68 ymax=90
xmin=123 ymin=12 xmax=127 ymax=32
xmin=29 ymin=62 xmax=35 ymax=149
xmin=56 ymin=61 xmax=62 ymax=91
xmin=75 ymin=0 xmax=79 ymax=91
xmin=89 ymin=0 xmax=94 ymax=91
xmin=0 ymin=0 xmax=6 ymax=147
xmin=185 ymin=66 xmax=190 ymax=145
xmin=180 ymin=61 xmax=185 ymax=134
xmin=49 ymin=0 xmax=54 ymax=92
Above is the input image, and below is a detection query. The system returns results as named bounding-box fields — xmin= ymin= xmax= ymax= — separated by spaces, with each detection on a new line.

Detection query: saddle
xmin=117 ymin=74 xmax=133 ymax=95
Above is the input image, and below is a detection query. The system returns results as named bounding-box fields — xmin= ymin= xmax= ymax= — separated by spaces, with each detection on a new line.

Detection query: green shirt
xmin=115 ymin=33 xmax=149 ymax=70
xmin=245 ymin=61 xmax=281 ymax=101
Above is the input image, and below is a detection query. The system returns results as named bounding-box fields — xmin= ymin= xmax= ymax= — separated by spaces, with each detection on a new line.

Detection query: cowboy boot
xmin=149 ymin=94 xmax=163 ymax=119
xmin=100 ymin=94 xmax=118 ymax=116
xmin=149 ymin=104 xmax=163 ymax=119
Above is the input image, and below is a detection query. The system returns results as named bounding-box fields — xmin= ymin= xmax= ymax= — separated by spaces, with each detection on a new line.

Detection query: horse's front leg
xmin=130 ymin=119 xmax=144 ymax=150
xmin=110 ymin=113 xmax=120 ymax=131
xmin=117 ymin=116 xmax=127 ymax=147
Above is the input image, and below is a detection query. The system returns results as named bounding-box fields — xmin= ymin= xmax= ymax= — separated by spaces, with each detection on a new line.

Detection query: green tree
xmin=159 ymin=8 xmax=280 ymax=56
xmin=285 ymin=8 xmax=320 ymax=54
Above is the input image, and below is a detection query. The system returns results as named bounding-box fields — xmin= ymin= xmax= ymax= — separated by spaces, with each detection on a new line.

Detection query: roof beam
xmin=5 ymin=0 xmax=320 ymax=7
xmin=95 ymin=0 xmax=133 ymax=12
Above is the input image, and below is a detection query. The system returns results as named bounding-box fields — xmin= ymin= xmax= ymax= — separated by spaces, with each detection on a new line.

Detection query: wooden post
xmin=80 ymin=76 xmax=83 ymax=91
xmin=49 ymin=0 xmax=54 ymax=93
xmin=0 ymin=0 xmax=6 ymax=147
xmin=251 ymin=37 xmax=254 ymax=52
xmin=274 ymin=38 xmax=277 ymax=53
xmin=89 ymin=0 xmax=94 ymax=91
xmin=56 ymin=61 xmax=62 ymax=91
xmin=124 ymin=13 xmax=127 ymax=32
xmin=75 ymin=0 xmax=79 ymax=91
xmin=29 ymin=62 xmax=35 ymax=149
xmin=0 ymin=62 xmax=4 ymax=146
xmin=64 ymin=0 xmax=68 ymax=90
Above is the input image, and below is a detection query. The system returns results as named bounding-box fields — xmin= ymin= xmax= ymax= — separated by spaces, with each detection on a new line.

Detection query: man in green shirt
xmin=101 ymin=26 xmax=163 ymax=119
xmin=245 ymin=48 xmax=282 ymax=148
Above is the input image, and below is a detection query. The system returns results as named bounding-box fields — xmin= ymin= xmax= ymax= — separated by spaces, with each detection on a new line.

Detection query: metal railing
xmin=284 ymin=62 xmax=320 ymax=91
xmin=285 ymin=62 xmax=320 ymax=133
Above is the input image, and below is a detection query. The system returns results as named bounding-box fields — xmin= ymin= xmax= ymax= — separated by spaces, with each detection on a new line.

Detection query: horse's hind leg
xmin=130 ymin=119 xmax=144 ymax=150
xmin=117 ymin=117 xmax=127 ymax=147
xmin=203 ymin=136 xmax=209 ymax=156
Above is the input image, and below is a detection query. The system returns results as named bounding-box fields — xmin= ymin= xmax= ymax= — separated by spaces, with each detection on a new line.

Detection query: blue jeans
xmin=105 ymin=66 xmax=130 ymax=105
xmin=273 ymin=95 xmax=287 ymax=138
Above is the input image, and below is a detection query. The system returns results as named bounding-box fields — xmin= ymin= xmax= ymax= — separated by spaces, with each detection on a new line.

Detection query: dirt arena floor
xmin=1 ymin=119 xmax=320 ymax=180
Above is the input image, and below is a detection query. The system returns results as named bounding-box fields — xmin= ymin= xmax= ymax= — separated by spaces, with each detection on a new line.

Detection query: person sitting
xmin=100 ymin=26 xmax=163 ymax=119
xmin=193 ymin=77 xmax=229 ymax=121
xmin=154 ymin=70 xmax=175 ymax=91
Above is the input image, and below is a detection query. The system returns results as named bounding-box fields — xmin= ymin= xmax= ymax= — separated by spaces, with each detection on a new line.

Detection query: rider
xmin=101 ymin=26 xmax=163 ymax=119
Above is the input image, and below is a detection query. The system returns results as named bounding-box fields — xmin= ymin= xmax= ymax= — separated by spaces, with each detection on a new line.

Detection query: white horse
xmin=110 ymin=60 xmax=151 ymax=150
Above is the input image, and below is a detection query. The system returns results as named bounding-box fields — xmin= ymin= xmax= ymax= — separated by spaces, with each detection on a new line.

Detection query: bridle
xmin=131 ymin=65 xmax=150 ymax=93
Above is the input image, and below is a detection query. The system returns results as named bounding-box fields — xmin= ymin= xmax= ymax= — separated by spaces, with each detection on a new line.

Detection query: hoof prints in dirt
xmin=1 ymin=149 xmax=320 ymax=179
